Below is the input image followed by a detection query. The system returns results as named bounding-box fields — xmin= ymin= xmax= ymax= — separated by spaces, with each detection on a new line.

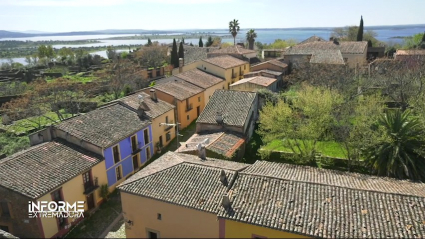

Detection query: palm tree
xmin=229 ymin=19 xmax=240 ymax=46
xmin=246 ymin=29 xmax=257 ymax=50
xmin=363 ymin=110 xmax=425 ymax=181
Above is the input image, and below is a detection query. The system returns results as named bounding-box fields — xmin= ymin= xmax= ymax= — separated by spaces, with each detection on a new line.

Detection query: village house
xmin=199 ymin=55 xmax=250 ymax=89
xmin=261 ymin=49 xmax=285 ymax=59
xmin=117 ymin=91 xmax=176 ymax=154
xmin=230 ymin=75 xmax=278 ymax=92
xmin=171 ymin=47 xmax=219 ymax=75
xmin=118 ymin=152 xmax=425 ymax=238
xmin=0 ymin=139 xmax=106 ymax=238
xmin=118 ymin=151 xmax=250 ymax=238
xmin=177 ymin=90 xmax=258 ymax=160
xmin=394 ymin=49 xmax=425 ymax=61
xmin=144 ymin=78 xmax=204 ymax=129
xmin=174 ymin=69 xmax=226 ymax=105
xmin=284 ymin=39 xmax=368 ymax=68
xmin=30 ymin=102 xmax=154 ymax=191
xmin=206 ymin=46 xmax=260 ymax=64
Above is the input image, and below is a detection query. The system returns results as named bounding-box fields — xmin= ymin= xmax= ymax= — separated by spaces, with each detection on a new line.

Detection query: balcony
xmin=164 ymin=121 xmax=174 ymax=131
xmin=83 ymin=177 xmax=99 ymax=195
xmin=232 ymin=73 xmax=238 ymax=79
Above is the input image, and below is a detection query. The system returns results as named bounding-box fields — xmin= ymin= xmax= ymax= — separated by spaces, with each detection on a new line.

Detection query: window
xmin=144 ymin=129 xmax=150 ymax=144
xmin=52 ymin=189 xmax=62 ymax=203
xmin=157 ymin=213 xmax=162 ymax=220
xmin=0 ymin=202 xmax=10 ymax=217
xmin=147 ymin=231 xmax=158 ymax=239
xmin=113 ymin=145 xmax=120 ymax=164
xmin=165 ymin=116 xmax=169 ymax=124
xmin=187 ymin=115 xmax=190 ymax=121
xmin=116 ymin=166 xmax=122 ymax=181
xmin=146 ymin=146 xmax=151 ymax=160
xmin=0 ymin=225 xmax=9 ymax=232
xmin=132 ymin=154 xmax=139 ymax=170
xmin=166 ymin=132 xmax=171 ymax=142
xmin=131 ymin=135 xmax=138 ymax=152
xmin=198 ymin=96 xmax=201 ymax=102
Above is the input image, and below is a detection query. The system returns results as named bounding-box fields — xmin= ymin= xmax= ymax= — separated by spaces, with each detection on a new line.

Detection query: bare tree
xmin=135 ymin=45 xmax=168 ymax=68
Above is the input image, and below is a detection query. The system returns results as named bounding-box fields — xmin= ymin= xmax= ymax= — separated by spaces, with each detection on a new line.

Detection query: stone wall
xmin=0 ymin=187 xmax=43 ymax=238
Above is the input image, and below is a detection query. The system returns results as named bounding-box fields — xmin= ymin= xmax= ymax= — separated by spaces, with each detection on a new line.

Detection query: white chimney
xmin=179 ymin=58 xmax=184 ymax=73
xmin=197 ymin=143 xmax=206 ymax=160
xmin=150 ymin=89 xmax=157 ymax=101
xmin=222 ymin=194 xmax=231 ymax=210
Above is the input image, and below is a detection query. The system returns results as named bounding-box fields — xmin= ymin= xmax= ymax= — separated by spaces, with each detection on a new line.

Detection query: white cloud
xmin=0 ymin=0 xmax=232 ymax=6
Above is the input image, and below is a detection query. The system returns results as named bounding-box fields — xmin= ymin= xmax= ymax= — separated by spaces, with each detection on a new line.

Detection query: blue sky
xmin=0 ymin=0 xmax=424 ymax=32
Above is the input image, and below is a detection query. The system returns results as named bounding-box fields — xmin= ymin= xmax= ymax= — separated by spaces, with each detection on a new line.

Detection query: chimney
xmin=197 ymin=143 xmax=206 ymax=160
xmin=215 ymin=112 xmax=223 ymax=124
xmin=179 ymin=58 xmax=184 ymax=73
xmin=219 ymin=170 xmax=227 ymax=185
xmin=222 ymin=194 xmax=231 ymax=210
xmin=149 ymin=89 xmax=157 ymax=102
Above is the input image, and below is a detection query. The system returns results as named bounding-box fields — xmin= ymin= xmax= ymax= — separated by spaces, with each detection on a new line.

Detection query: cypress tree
xmin=171 ymin=38 xmax=178 ymax=67
xmin=367 ymin=40 xmax=372 ymax=47
xmin=199 ymin=37 xmax=203 ymax=47
xmin=357 ymin=15 xmax=364 ymax=41
xmin=178 ymin=42 xmax=184 ymax=66
xmin=206 ymin=36 xmax=213 ymax=47
xmin=147 ymin=38 xmax=152 ymax=46
xmin=182 ymin=38 xmax=185 ymax=44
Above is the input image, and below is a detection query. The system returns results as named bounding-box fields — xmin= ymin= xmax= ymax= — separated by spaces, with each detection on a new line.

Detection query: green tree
xmin=37 ymin=45 xmax=48 ymax=58
xmin=199 ymin=37 xmax=203 ymax=47
xmin=147 ymin=38 xmax=152 ymax=46
xmin=363 ymin=110 xmax=425 ymax=181
xmin=403 ymin=33 xmax=425 ymax=49
xmin=178 ymin=42 xmax=184 ymax=65
xmin=106 ymin=46 xmax=117 ymax=60
xmin=229 ymin=19 xmax=240 ymax=45
xmin=357 ymin=16 xmax=364 ymax=41
xmin=246 ymin=29 xmax=257 ymax=50
xmin=258 ymin=83 xmax=343 ymax=164
xmin=171 ymin=38 xmax=178 ymax=67
xmin=182 ymin=38 xmax=185 ymax=44
xmin=422 ymin=32 xmax=425 ymax=42
xmin=206 ymin=36 xmax=213 ymax=47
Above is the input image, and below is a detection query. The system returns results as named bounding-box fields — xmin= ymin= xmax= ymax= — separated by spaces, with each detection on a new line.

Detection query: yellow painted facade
xmin=197 ymin=61 xmax=250 ymax=89
xmin=223 ymin=219 xmax=310 ymax=238
xmin=151 ymin=109 xmax=176 ymax=151
xmin=175 ymin=91 xmax=204 ymax=129
xmin=37 ymin=161 xmax=107 ymax=238
xmin=121 ymin=192 xmax=219 ymax=238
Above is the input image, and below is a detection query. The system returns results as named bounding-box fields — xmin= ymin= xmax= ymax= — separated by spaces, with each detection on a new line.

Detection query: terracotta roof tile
xmin=117 ymin=92 xmax=175 ymax=119
xmin=175 ymin=69 xmax=224 ymax=89
xmin=231 ymin=76 xmax=277 ymax=87
xmin=202 ymin=55 xmax=247 ymax=69
xmin=55 ymin=103 xmax=150 ymax=148
xmin=196 ymin=90 xmax=257 ymax=127
xmin=154 ymin=77 xmax=204 ymax=101
xmin=0 ymin=139 xmax=102 ymax=199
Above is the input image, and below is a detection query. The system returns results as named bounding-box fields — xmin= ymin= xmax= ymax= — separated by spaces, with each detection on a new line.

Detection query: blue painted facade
xmin=105 ymin=125 xmax=154 ymax=186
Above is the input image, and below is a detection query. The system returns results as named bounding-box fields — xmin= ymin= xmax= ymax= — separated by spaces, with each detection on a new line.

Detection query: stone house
xmin=230 ymin=76 xmax=278 ymax=92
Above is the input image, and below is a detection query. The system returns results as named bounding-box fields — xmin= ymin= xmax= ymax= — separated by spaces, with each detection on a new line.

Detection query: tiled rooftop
xmin=219 ymin=172 xmax=425 ymax=238
xmin=196 ymin=90 xmax=257 ymax=127
xmin=396 ymin=49 xmax=425 ymax=55
xmin=55 ymin=102 xmax=151 ymax=148
xmin=243 ymin=160 xmax=425 ymax=197
xmin=268 ymin=59 xmax=289 ymax=68
xmin=231 ymin=76 xmax=277 ymax=87
xmin=117 ymin=92 xmax=175 ymax=119
xmin=183 ymin=46 xmax=219 ymax=65
xmin=178 ymin=132 xmax=245 ymax=158
xmin=118 ymin=152 xmax=249 ymax=213
xmin=209 ymin=46 xmax=256 ymax=55
xmin=202 ymin=55 xmax=247 ymax=69
xmin=299 ymin=35 xmax=327 ymax=45
xmin=286 ymin=41 xmax=368 ymax=54
xmin=309 ymin=49 xmax=345 ymax=64
xmin=0 ymin=139 xmax=102 ymax=199
xmin=154 ymin=77 xmax=204 ymax=101
xmin=245 ymin=69 xmax=283 ymax=77
xmin=175 ymin=69 xmax=224 ymax=89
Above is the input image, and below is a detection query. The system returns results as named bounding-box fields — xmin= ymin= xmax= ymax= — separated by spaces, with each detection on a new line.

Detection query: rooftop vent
xmin=215 ymin=112 xmax=223 ymax=124
xmin=222 ymin=194 xmax=231 ymax=210
xmin=149 ymin=89 xmax=157 ymax=101
xmin=138 ymin=94 xmax=144 ymax=104
xmin=219 ymin=169 xmax=227 ymax=185
xmin=197 ymin=143 xmax=206 ymax=160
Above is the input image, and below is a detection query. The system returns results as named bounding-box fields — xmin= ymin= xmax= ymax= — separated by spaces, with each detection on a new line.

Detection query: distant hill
xmin=0 ymin=30 xmax=35 ymax=38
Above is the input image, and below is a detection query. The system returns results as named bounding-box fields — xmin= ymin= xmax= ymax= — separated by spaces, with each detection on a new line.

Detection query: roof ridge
xmin=239 ymin=171 xmax=425 ymax=198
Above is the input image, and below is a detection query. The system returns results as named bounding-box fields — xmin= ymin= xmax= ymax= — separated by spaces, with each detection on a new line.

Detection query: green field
xmin=263 ymin=139 xmax=347 ymax=159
